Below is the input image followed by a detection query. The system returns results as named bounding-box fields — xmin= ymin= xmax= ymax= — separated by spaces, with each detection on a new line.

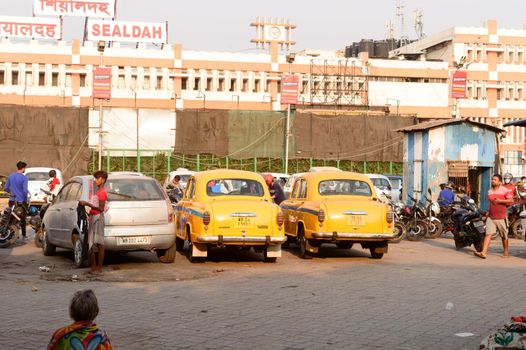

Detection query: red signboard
xmin=451 ymin=71 xmax=467 ymax=99
xmin=281 ymin=74 xmax=300 ymax=105
xmin=93 ymin=67 xmax=111 ymax=99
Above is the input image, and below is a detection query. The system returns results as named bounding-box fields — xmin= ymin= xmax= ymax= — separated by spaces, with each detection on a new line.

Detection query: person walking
xmin=474 ymin=174 xmax=514 ymax=259
xmin=79 ymin=171 xmax=108 ymax=274
xmin=4 ymin=161 xmax=29 ymax=240
xmin=47 ymin=289 xmax=113 ymax=350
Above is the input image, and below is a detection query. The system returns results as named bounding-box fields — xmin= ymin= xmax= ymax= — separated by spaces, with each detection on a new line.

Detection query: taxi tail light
xmin=277 ymin=211 xmax=284 ymax=228
xmin=318 ymin=209 xmax=325 ymax=224
xmin=386 ymin=211 xmax=394 ymax=224
xmin=203 ymin=211 xmax=211 ymax=227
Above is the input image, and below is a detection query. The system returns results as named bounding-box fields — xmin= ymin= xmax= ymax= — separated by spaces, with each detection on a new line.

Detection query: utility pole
xmin=284 ymin=53 xmax=296 ymax=175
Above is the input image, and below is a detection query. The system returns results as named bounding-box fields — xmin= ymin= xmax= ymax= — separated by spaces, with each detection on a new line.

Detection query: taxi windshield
xmin=206 ymin=179 xmax=264 ymax=197
xmin=318 ymin=180 xmax=372 ymax=197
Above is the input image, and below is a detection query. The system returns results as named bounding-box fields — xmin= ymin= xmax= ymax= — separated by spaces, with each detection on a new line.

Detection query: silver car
xmin=41 ymin=174 xmax=176 ymax=267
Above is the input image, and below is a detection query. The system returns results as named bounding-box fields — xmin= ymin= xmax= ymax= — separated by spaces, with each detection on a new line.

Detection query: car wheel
xmin=263 ymin=247 xmax=277 ymax=263
xmin=42 ymin=227 xmax=56 ymax=256
xmin=157 ymin=243 xmax=176 ymax=263
xmin=175 ymin=236 xmax=185 ymax=251
xmin=73 ymin=235 xmax=89 ymax=268
xmin=298 ymin=232 xmax=312 ymax=259
xmin=370 ymin=248 xmax=384 ymax=259
xmin=336 ymin=241 xmax=353 ymax=249
xmin=282 ymin=235 xmax=291 ymax=249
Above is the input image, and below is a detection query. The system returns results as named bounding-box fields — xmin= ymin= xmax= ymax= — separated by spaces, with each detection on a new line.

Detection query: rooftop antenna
xmin=413 ymin=9 xmax=425 ymax=40
xmin=385 ymin=20 xmax=394 ymax=40
xmin=396 ymin=0 xmax=409 ymax=45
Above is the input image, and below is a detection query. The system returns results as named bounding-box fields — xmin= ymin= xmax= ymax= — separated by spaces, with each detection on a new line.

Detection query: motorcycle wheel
xmin=0 ymin=224 xmax=19 ymax=248
xmin=426 ymin=218 xmax=444 ymax=239
xmin=34 ymin=227 xmax=43 ymax=248
xmin=391 ymin=222 xmax=407 ymax=243
xmin=511 ymin=220 xmax=525 ymax=240
xmin=473 ymin=238 xmax=484 ymax=252
xmin=406 ymin=220 xmax=427 ymax=241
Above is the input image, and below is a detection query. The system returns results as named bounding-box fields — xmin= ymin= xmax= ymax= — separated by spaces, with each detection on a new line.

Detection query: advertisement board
xmin=451 ymin=71 xmax=467 ymax=99
xmin=281 ymin=74 xmax=300 ymax=105
xmin=93 ymin=67 xmax=111 ymax=99
xmin=87 ymin=19 xmax=167 ymax=44
xmin=0 ymin=16 xmax=61 ymax=40
xmin=34 ymin=0 xmax=115 ymax=18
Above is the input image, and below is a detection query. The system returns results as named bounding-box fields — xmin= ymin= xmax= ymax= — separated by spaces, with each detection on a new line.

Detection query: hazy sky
xmin=4 ymin=0 xmax=526 ymax=51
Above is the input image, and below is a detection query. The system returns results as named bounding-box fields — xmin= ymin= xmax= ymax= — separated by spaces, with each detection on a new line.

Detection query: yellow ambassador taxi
xmin=174 ymin=169 xmax=286 ymax=262
xmin=280 ymin=171 xmax=396 ymax=259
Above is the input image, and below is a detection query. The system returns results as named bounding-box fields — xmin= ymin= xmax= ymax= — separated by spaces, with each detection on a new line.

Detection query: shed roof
xmin=395 ymin=118 xmax=503 ymax=134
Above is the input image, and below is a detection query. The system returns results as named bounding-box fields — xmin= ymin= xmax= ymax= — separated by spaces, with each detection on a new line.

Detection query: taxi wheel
xmin=263 ymin=248 xmax=277 ymax=263
xmin=282 ymin=235 xmax=293 ymax=249
xmin=175 ymin=236 xmax=185 ymax=251
xmin=298 ymin=233 xmax=312 ymax=259
xmin=336 ymin=241 xmax=353 ymax=249
xmin=369 ymin=248 xmax=384 ymax=259
xmin=187 ymin=241 xmax=205 ymax=263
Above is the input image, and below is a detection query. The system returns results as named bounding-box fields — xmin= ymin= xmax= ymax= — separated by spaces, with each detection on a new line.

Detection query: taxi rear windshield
xmin=105 ymin=179 xmax=165 ymax=201
xmin=206 ymin=179 xmax=264 ymax=197
xmin=318 ymin=180 xmax=372 ymax=197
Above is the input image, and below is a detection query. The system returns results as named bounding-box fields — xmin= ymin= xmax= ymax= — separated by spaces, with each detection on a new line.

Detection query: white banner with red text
xmin=33 ymin=0 xmax=115 ymax=18
xmin=0 ymin=16 xmax=61 ymax=40
xmin=87 ymin=19 xmax=167 ymax=44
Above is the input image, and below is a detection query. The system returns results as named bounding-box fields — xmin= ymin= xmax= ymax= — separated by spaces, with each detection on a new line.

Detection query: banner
xmin=0 ymin=16 xmax=61 ymax=40
xmin=87 ymin=19 xmax=167 ymax=44
xmin=33 ymin=0 xmax=115 ymax=18
xmin=451 ymin=71 xmax=467 ymax=99
xmin=281 ymin=74 xmax=300 ymax=105
xmin=93 ymin=67 xmax=111 ymax=99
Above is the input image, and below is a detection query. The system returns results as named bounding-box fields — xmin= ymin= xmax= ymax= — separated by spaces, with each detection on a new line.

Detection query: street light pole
xmin=97 ymin=42 xmax=105 ymax=170
xmin=284 ymin=53 xmax=296 ymax=175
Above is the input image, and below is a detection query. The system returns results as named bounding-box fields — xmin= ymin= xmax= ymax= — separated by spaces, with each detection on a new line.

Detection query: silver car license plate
xmin=118 ymin=236 xmax=151 ymax=245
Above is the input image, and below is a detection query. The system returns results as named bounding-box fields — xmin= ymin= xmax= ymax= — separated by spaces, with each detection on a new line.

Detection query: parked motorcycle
xmin=385 ymin=195 xmax=407 ymax=243
xmin=400 ymin=195 xmax=428 ymax=241
xmin=31 ymin=203 xmax=50 ymax=248
xmin=452 ymin=195 xmax=486 ymax=252
xmin=0 ymin=196 xmax=27 ymax=248
xmin=423 ymin=188 xmax=443 ymax=239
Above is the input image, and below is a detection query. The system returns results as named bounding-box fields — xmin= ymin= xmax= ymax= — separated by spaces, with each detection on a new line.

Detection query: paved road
xmin=1 ymin=235 xmax=526 ymax=350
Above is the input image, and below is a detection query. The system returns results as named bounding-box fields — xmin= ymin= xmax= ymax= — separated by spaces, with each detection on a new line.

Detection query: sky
xmin=3 ymin=0 xmax=526 ymax=52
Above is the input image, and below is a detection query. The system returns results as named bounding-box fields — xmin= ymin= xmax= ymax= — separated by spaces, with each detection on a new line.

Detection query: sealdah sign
xmin=87 ymin=19 xmax=167 ymax=44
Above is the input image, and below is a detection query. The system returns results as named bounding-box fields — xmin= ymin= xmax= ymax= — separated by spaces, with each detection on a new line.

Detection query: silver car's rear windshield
xmin=371 ymin=178 xmax=390 ymax=189
xmin=206 ymin=179 xmax=264 ymax=197
xmin=106 ymin=179 xmax=165 ymax=201
xmin=26 ymin=172 xmax=49 ymax=181
xmin=318 ymin=180 xmax=372 ymax=196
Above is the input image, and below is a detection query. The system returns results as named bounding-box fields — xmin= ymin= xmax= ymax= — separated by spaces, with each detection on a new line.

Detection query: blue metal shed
xmin=397 ymin=119 xmax=503 ymax=210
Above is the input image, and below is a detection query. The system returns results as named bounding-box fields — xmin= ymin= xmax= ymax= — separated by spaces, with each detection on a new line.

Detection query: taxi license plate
xmin=347 ymin=215 xmax=365 ymax=226
xmin=235 ymin=217 xmax=251 ymax=228
xmin=118 ymin=236 xmax=150 ymax=245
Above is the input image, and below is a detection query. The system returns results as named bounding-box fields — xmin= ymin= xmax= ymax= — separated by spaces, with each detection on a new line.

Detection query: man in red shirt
xmin=475 ymin=174 xmax=514 ymax=259
xmin=79 ymin=171 xmax=108 ymax=274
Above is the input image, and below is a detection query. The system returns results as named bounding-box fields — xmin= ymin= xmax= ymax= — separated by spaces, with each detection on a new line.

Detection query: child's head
xmin=49 ymin=170 xmax=56 ymax=178
xmin=93 ymin=170 xmax=108 ymax=187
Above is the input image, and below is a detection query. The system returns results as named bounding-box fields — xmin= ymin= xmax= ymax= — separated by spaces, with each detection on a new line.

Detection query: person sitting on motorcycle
xmin=503 ymin=172 xmax=518 ymax=204
xmin=44 ymin=170 xmax=61 ymax=203
xmin=438 ymin=182 xmax=455 ymax=207
xmin=4 ymin=161 xmax=29 ymax=241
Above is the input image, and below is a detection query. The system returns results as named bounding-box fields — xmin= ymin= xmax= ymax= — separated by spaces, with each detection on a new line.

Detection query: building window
xmin=242 ymin=78 xmax=249 ymax=92
xmin=194 ymin=77 xmax=200 ymax=91
xmin=39 ymin=72 xmax=45 ymax=86
xmin=230 ymin=78 xmax=236 ymax=92
xmin=79 ymin=73 xmax=86 ymax=87
xmin=157 ymin=76 xmax=163 ymax=90
xmin=144 ymin=75 xmax=150 ymax=89
xmin=218 ymin=78 xmax=225 ymax=91
xmin=181 ymin=77 xmax=188 ymax=90
xmin=52 ymin=72 xmax=58 ymax=87
xmin=206 ymin=77 xmax=212 ymax=91
xmin=254 ymin=79 xmax=261 ymax=93
xmin=12 ymin=71 xmax=18 ymax=85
